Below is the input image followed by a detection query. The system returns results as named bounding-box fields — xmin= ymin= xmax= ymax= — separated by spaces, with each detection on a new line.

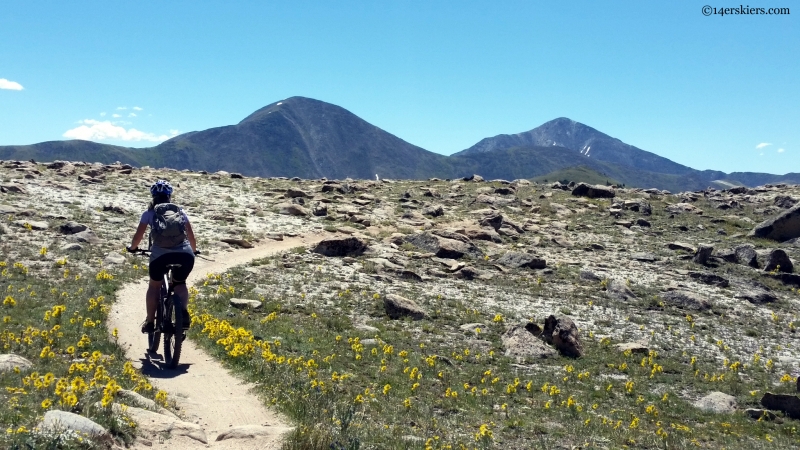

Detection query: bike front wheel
xmin=163 ymin=297 xmax=184 ymax=369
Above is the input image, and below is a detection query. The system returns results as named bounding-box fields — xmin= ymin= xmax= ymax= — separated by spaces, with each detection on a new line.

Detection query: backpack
xmin=150 ymin=203 xmax=187 ymax=248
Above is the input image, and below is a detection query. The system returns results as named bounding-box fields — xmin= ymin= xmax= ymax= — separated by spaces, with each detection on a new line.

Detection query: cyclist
xmin=127 ymin=180 xmax=197 ymax=334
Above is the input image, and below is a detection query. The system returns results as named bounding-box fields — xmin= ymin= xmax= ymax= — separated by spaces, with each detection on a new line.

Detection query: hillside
xmin=531 ymin=165 xmax=623 ymax=186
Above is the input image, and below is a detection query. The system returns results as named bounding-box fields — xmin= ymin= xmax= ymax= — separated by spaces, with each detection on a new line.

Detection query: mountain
xmin=147 ymin=97 xmax=453 ymax=179
xmin=455 ymin=117 xmax=695 ymax=176
xmin=1 ymin=98 xmax=798 ymax=190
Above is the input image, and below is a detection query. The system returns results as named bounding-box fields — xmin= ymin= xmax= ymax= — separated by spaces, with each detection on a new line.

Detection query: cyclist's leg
xmin=144 ymin=255 xmax=169 ymax=329
xmin=170 ymin=252 xmax=195 ymax=326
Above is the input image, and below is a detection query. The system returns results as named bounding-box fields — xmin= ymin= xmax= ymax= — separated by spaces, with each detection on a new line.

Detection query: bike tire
xmin=163 ymin=296 xmax=183 ymax=369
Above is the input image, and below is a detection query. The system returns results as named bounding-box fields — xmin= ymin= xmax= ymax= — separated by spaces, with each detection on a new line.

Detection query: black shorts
xmin=149 ymin=252 xmax=195 ymax=283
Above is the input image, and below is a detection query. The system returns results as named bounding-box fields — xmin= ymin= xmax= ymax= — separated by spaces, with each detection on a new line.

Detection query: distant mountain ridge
xmin=1 ymin=96 xmax=798 ymax=191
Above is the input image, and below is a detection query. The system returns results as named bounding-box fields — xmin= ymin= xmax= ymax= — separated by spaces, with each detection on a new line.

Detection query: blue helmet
xmin=150 ymin=180 xmax=173 ymax=197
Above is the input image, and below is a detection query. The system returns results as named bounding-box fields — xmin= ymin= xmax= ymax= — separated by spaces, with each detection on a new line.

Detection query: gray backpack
xmin=151 ymin=203 xmax=187 ymax=248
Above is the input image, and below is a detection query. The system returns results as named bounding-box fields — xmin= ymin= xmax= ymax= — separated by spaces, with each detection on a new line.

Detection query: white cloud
xmin=112 ymin=113 xmax=121 ymax=118
xmin=63 ymin=119 xmax=173 ymax=142
xmin=777 ymin=148 xmax=785 ymax=153
xmin=100 ymin=112 xmax=106 ymax=117
xmin=116 ymin=106 xmax=127 ymax=110
xmin=133 ymin=106 xmax=143 ymax=111
xmin=0 ymin=78 xmax=24 ymax=90
xmin=169 ymin=129 xmax=179 ymax=135
xmin=756 ymin=143 xmax=772 ymax=149
xmin=128 ymin=112 xmax=137 ymax=117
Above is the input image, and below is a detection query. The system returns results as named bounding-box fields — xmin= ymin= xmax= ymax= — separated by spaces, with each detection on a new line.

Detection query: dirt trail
xmin=108 ymin=233 xmax=327 ymax=449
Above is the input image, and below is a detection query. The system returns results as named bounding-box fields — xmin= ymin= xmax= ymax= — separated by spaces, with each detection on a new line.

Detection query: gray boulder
xmin=216 ymin=424 xmax=294 ymax=441
xmin=496 ymin=252 xmax=546 ymax=269
xmin=748 ymin=204 xmax=800 ymax=241
xmin=501 ymin=324 xmax=556 ymax=360
xmin=660 ymin=290 xmax=712 ymax=311
xmin=313 ymin=236 xmax=368 ymax=257
xmin=421 ymin=204 xmax=444 ymax=217
xmin=0 ymin=354 xmax=33 ymax=372
xmin=40 ymin=410 xmax=109 ymax=438
xmin=734 ymin=244 xmax=759 ymax=267
xmin=607 ymin=279 xmax=639 ymax=302
xmin=67 ymin=229 xmax=103 ymax=245
xmin=760 ymin=393 xmax=800 ymax=419
xmin=384 ymin=294 xmax=427 ymax=320
xmin=59 ymin=221 xmax=88 ymax=234
xmin=542 ymin=315 xmax=584 ymax=358
xmin=277 ymin=202 xmax=308 ymax=216
xmin=736 ymin=289 xmax=777 ymax=304
xmin=693 ymin=244 xmax=714 ymax=265
xmin=764 ymin=249 xmax=794 ymax=273
xmin=403 ymin=232 xmax=481 ymax=259
xmin=694 ymin=392 xmax=737 ymax=414
xmin=571 ymin=182 xmax=615 ymax=199
xmin=687 ymin=271 xmax=729 ymax=287
xmin=229 ymin=298 xmax=263 ymax=309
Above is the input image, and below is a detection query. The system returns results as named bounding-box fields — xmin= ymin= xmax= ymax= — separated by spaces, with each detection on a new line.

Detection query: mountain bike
xmin=128 ymin=248 xmax=196 ymax=369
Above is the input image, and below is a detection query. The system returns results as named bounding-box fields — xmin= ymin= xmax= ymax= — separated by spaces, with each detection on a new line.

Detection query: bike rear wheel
xmin=163 ymin=296 xmax=184 ymax=369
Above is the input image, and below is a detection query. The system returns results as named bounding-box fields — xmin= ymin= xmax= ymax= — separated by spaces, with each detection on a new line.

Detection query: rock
xmin=103 ymin=252 xmax=126 ymax=266
xmin=230 ymin=298 xmax=263 ymax=309
xmin=635 ymin=218 xmax=651 ymax=227
xmin=501 ymin=324 xmax=556 ymax=360
xmin=0 ymin=183 xmax=28 ymax=194
xmin=607 ymin=279 xmax=638 ymax=302
xmin=760 ymin=393 xmax=800 ymax=419
xmin=667 ymin=242 xmax=696 ymax=252
xmin=421 ymin=204 xmax=444 ymax=217
xmin=660 ymin=291 xmax=712 ymax=311
xmin=116 ymin=390 xmax=178 ymax=418
xmin=631 ymin=252 xmax=658 ymax=262
xmin=59 ymin=221 xmax=89 ymax=234
xmin=736 ymin=289 xmax=778 ymax=304
xmin=614 ymin=342 xmax=649 ymax=354
xmin=579 ymin=269 xmax=602 ymax=281
xmin=774 ymin=195 xmax=797 ymax=209
xmin=542 ymin=315 xmax=583 ymax=358
xmin=667 ymin=203 xmax=703 ymax=215
xmin=0 ymin=354 xmax=33 ymax=372
xmin=285 ymin=188 xmax=309 ymax=198
xmin=496 ymin=252 xmax=546 ymax=269
xmin=216 ymin=424 xmax=294 ymax=441
xmin=687 ymin=271 xmax=729 ymax=287
xmin=111 ymin=404 xmax=207 ymax=443
xmin=402 ymin=232 xmax=481 ymax=259
xmin=60 ymin=243 xmax=84 ymax=252
xmin=748 ymin=204 xmax=800 ymax=241
xmin=571 ymin=182 xmax=615 ymax=199
xmin=277 ymin=202 xmax=308 ymax=216
xmin=13 ymin=219 xmax=48 ymax=230
xmin=40 ymin=410 xmax=109 ymax=438
xmin=67 ymin=229 xmax=103 ymax=245
xmin=221 ymin=238 xmax=254 ymax=248
xmin=694 ymin=392 xmax=737 ymax=414
xmin=478 ymin=212 xmax=503 ymax=231
xmin=693 ymin=244 xmax=714 ymax=265
xmin=313 ymin=236 xmax=368 ymax=257
xmin=312 ymin=203 xmax=328 ymax=216
xmin=764 ymin=249 xmax=794 ymax=273
xmin=384 ymin=293 xmax=427 ymax=320
xmin=102 ymin=204 xmax=127 ymax=214
xmin=461 ymin=227 xmax=502 ymax=243
xmin=734 ymin=244 xmax=759 ymax=267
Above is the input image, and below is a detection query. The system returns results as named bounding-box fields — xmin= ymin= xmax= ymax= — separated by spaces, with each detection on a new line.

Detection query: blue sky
xmin=1 ymin=1 xmax=797 ymax=174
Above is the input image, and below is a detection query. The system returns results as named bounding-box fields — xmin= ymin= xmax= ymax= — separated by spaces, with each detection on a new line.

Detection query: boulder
xmin=0 ymin=183 xmax=28 ymax=194
xmin=13 ymin=219 xmax=48 ymax=230
xmin=736 ymin=289 xmax=777 ymax=304
xmin=461 ymin=227 xmax=502 ymax=243
xmin=111 ymin=404 xmax=207 ymax=443
xmin=421 ymin=204 xmax=444 ymax=217
xmin=312 ymin=203 xmax=328 ymax=216
xmin=764 ymin=249 xmax=794 ymax=273
xmin=402 ymin=232 xmax=481 ymax=259
xmin=760 ymin=393 xmax=800 ymax=419
xmin=313 ymin=236 xmax=368 ymax=257
xmin=67 ymin=229 xmax=103 ymax=245
xmin=734 ymin=244 xmax=759 ymax=268
xmin=216 ymin=424 xmax=294 ymax=441
xmin=285 ymin=188 xmax=309 ymax=198
xmin=687 ymin=271 xmax=729 ymax=287
xmin=0 ymin=354 xmax=33 ymax=372
xmin=667 ymin=242 xmax=696 ymax=252
xmin=614 ymin=342 xmax=649 ymax=354
xmin=542 ymin=315 xmax=584 ymax=358
xmin=384 ymin=294 xmax=427 ymax=320
xmin=230 ymin=298 xmax=263 ymax=309
xmin=40 ymin=410 xmax=109 ymax=438
xmin=748 ymin=204 xmax=800 ymax=241
xmin=496 ymin=252 xmax=546 ymax=269
xmin=693 ymin=244 xmax=714 ymax=265
xmin=221 ymin=238 xmax=254 ymax=248
xmin=571 ymin=182 xmax=615 ymax=199
xmin=103 ymin=252 xmax=126 ymax=266
xmin=59 ymin=221 xmax=88 ymax=234
xmin=774 ymin=195 xmax=797 ymax=209
xmin=694 ymin=392 xmax=737 ymax=414
xmin=660 ymin=291 xmax=712 ymax=311
xmin=277 ymin=202 xmax=308 ymax=216
xmin=478 ymin=212 xmax=503 ymax=231
xmin=501 ymin=324 xmax=556 ymax=360
xmin=607 ymin=279 xmax=638 ymax=302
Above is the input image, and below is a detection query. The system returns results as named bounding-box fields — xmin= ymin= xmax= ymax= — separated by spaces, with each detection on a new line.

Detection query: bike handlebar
xmin=126 ymin=247 xmax=202 ymax=256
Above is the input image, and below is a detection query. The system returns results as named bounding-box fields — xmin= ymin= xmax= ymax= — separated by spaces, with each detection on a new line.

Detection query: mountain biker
xmin=126 ymin=180 xmax=197 ymax=334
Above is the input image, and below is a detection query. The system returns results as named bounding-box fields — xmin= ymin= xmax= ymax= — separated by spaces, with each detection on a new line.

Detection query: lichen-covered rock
xmin=384 ymin=294 xmax=427 ymax=320
xmin=748 ymin=204 xmax=800 ymax=241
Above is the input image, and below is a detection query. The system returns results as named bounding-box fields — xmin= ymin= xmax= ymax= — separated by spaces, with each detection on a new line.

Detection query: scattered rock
xmin=734 ymin=244 xmax=759 ymax=268
xmin=694 ymin=392 xmax=737 ymax=414
xmin=221 ymin=238 xmax=254 ymax=248
xmin=631 ymin=252 xmax=658 ymax=262
xmin=402 ymin=232 xmax=481 ymax=259
xmin=59 ymin=221 xmax=88 ymax=234
xmin=501 ymin=324 xmax=556 ymax=360
xmin=40 ymin=410 xmax=109 ymax=438
xmin=60 ymin=243 xmax=84 ymax=252
xmin=313 ymin=236 xmax=368 ymax=257
xmin=579 ymin=269 xmax=602 ymax=281
xmin=421 ymin=204 xmax=444 ymax=217
xmin=614 ymin=342 xmax=649 ymax=354
xmin=285 ymin=188 xmax=309 ymax=198
xmin=607 ymin=279 xmax=638 ymax=302
xmin=0 ymin=183 xmax=28 ymax=194
xmin=774 ymin=195 xmax=798 ymax=209
xmin=542 ymin=315 xmax=584 ymax=358
xmin=67 ymin=229 xmax=103 ymax=245
xmin=216 ymin=424 xmax=294 ymax=441
xmin=496 ymin=252 xmax=546 ymax=269
xmin=0 ymin=354 xmax=33 ymax=372
xmin=230 ymin=298 xmax=263 ymax=309
xmin=760 ymin=393 xmax=800 ymax=419
xmin=13 ymin=219 xmax=48 ymax=230
xmin=764 ymin=249 xmax=794 ymax=273
xmin=736 ymin=289 xmax=778 ymax=304
xmin=667 ymin=242 xmax=696 ymax=252
xmin=276 ymin=202 xmax=308 ymax=216
xmin=693 ymin=244 xmax=714 ymax=265
xmin=571 ymin=182 xmax=615 ymax=199
xmin=745 ymin=408 xmax=779 ymax=421
xmin=660 ymin=290 xmax=712 ymax=310
xmin=687 ymin=271 xmax=729 ymax=287
xmin=384 ymin=293 xmax=427 ymax=320
xmin=112 ymin=404 xmax=207 ymax=443
xmin=748 ymin=204 xmax=800 ymax=242
xmin=103 ymin=252 xmax=126 ymax=266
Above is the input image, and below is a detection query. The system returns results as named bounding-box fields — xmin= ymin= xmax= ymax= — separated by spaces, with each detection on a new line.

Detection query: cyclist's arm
xmin=186 ymin=221 xmax=197 ymax=253
xmin=129 ymin=222 xmax=148 ymax=250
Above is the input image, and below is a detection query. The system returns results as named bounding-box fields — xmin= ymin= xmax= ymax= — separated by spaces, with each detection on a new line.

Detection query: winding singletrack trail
xmin=108 ymin=233 xmax=327 ymax=449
